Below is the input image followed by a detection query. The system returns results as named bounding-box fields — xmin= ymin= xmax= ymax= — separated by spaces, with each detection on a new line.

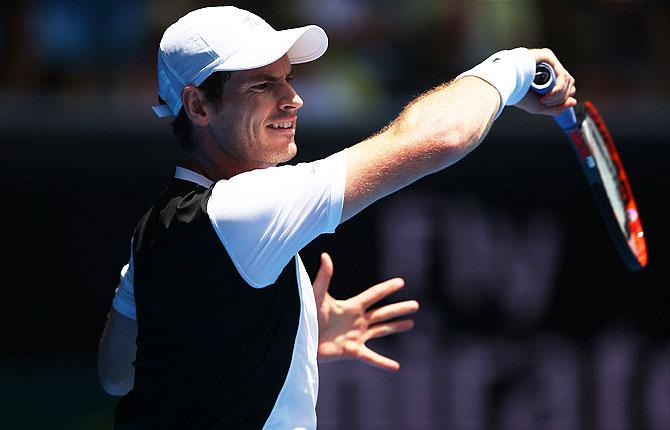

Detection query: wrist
xmin=456 ymin=47 xmax=536 ymax=118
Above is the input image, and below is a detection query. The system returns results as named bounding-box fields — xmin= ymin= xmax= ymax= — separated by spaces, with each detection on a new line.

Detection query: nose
xmin=279 ymin=82 xmax=303 ymax=112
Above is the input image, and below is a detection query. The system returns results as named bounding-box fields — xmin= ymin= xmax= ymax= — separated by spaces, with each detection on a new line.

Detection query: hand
xmin=312 ymin=252 xmax=420 ymax=371
xmin=515 ymin=48 xmax=577 ymax=116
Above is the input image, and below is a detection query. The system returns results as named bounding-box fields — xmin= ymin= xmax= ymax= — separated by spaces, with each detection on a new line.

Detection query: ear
xmin=181 ymin=85 xmax=212 ymax=127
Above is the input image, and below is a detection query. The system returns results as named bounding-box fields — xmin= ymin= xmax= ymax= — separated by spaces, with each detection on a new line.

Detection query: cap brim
xmin=211 ymin=25 xmax=328 ymax=73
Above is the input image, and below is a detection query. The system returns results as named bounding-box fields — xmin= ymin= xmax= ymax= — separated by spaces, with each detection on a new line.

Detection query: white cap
xmin=152 ymin=6 xmax=328 ymax=117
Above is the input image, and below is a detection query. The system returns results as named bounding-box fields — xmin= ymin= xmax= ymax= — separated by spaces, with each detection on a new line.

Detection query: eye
xmin=252 ymin=82 xmax=271 ymax=91
xmin=286 ymin=74 xmax=295 ymax=83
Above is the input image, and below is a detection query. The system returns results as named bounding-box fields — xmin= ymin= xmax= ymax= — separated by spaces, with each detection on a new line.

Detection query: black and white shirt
xmin=113 ymin=151 xmax=346 ymax=429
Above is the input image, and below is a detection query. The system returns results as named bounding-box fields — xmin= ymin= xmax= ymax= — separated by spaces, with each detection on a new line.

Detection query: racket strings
xmin=581 ymin=117 xmax=629 ymax=238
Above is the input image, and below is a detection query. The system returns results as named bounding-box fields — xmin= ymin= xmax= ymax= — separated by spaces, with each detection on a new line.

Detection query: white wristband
xmin=456 ymin=47 xmax=536 ymax=118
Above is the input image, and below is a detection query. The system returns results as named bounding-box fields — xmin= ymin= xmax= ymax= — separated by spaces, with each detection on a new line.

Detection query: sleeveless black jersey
xmin=114 ymin=179 xmax=301 ymax=429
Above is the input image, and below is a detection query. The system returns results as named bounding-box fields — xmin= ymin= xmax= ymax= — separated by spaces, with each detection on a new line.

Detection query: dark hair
xmin=167 ymin=71 xmax=231 ymax=151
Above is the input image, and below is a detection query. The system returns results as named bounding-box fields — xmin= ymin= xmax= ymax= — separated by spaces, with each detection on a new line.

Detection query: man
xmin=98 ymin=6 xmax=576 ymax=429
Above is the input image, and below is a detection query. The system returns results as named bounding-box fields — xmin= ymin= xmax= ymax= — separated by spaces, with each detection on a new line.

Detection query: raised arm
xmin=343 ymin=75 xmax=498 ymax=221
xmin=342 ymin=48 xmax=576 ymax=222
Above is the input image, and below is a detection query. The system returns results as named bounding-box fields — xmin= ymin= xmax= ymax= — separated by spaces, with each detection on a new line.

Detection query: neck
xmin=181 ymin=140 xmax=271 ymax=181
xmin=180 ymin=150 xmax=238 ymax=181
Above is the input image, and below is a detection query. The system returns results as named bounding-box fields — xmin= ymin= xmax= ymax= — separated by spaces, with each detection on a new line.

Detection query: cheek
xmin=240 ymin=105 xmax=267 ymax=136
xmin=223 ymin=109 xmax=253 ymax=141
xmin=225 ymin=95 xmax=274 ymax=143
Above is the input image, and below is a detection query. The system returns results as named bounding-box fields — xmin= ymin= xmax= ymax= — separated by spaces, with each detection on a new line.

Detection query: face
xmin=206 ymin=55 xmax=304 ymax=170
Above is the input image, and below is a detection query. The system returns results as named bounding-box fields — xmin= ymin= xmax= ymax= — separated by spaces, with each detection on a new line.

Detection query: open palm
xmin=312 ymin=253 xmax=420 ymax=371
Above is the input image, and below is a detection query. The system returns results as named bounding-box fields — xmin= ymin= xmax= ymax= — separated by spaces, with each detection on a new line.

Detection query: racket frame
xmin=530 ymin=63 xmax=647 ymax=270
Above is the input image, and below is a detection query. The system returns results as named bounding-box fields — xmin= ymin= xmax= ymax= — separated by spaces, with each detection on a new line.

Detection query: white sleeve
xmin=112 ymin=248 xmax=137 ymax=320
xmin=207 ymin=150 xmax=347 ymax=288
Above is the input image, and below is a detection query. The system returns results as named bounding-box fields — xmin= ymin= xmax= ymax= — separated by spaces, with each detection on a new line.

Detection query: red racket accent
xmin=584 ymin=101 xmax=647 ymax=269
xmin=567 ymin=129 xmax=590 ymax=162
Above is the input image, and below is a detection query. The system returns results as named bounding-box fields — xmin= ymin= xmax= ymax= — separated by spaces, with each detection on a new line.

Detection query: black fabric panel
xmin=115 ymin=179 xmax=301 ymax=429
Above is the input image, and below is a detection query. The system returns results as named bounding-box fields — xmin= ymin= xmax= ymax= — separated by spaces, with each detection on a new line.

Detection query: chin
xmin=261 ymin=132 xmax=298 ymax=165
xmin=278 ymin=138 xmax=298 ymax=159
xmin=287 ymin=141 xmax=298 ymax=158
xmin=276 ymin=145 xmax=297 ymax=165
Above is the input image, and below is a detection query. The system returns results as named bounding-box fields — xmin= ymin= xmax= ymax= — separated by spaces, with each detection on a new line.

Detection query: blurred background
xmin=1 ymin=0 xmax=669 ymax=428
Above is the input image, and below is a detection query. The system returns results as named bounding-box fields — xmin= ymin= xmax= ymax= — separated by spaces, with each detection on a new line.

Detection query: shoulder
xmin=211 ymin=151 xmax=347 ymax=201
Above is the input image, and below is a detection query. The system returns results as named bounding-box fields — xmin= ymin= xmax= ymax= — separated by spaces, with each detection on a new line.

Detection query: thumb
xmin=312 ymin=252 xmax=334 ymax=303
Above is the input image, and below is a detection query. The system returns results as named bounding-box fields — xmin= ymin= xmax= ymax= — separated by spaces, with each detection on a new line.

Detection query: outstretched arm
xmin=342 ymin=48 xmax=576 ymax=222
xmin=312 ymin=252 xmax=419 ymax=371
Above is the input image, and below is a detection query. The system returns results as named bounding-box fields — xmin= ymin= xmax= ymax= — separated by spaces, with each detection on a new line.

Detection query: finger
xmin=356 ymin=345 xmax=401 ymax=372
xmin=353 ymin=277 xmax=405 ymax=308
xmin=312 ymin=252 xmax=333 ymax=303
xmin=531 ymin=48 xmax=572 ymax=105
xmin=546 ymin=71 xmax=576 ymax=105
xmin=546 ymin=97 xmax=577 ymax=116
xmin=366 ymin=300 xmax=420 ymax=325
xmin=532 ymin=48 xmax=565 ymax=78
xmin=541 ymin=73 xmax=573 ymax=106
xmin=366 ymin=319 xmax=415 ymax=341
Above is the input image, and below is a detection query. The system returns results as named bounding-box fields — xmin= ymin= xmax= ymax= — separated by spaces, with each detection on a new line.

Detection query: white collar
xmin=174 ymin=166 xmax=215 ymax=188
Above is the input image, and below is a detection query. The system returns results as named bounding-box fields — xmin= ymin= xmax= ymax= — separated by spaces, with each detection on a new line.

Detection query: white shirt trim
xmin=174 ymin=166 xmax=214 ymax=188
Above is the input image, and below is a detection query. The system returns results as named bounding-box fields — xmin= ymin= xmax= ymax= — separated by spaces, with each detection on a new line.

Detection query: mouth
xmin=266 ymin=118 xmax=297 ymax=132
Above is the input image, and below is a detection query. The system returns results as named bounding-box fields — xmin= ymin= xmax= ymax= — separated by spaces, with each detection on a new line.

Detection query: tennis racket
xmin=531 ymin=62 xmax=647 ymax=271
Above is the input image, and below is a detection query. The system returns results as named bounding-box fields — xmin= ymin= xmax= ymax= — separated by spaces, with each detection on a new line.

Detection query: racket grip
xmin=531 ymin=62 xmax=578 ymax=131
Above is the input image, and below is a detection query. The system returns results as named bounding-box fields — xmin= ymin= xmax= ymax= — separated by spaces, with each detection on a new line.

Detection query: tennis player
xmin=98 ymin=6 xmax=576 ymax=429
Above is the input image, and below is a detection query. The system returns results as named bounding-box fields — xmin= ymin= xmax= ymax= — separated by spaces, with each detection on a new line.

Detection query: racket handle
xmin=531 ymin=62 xmax=578 ymax=131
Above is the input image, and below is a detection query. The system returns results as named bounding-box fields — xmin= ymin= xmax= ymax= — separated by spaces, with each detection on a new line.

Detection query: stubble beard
xmin=214 ymin=125 xmax=298 ymax=170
